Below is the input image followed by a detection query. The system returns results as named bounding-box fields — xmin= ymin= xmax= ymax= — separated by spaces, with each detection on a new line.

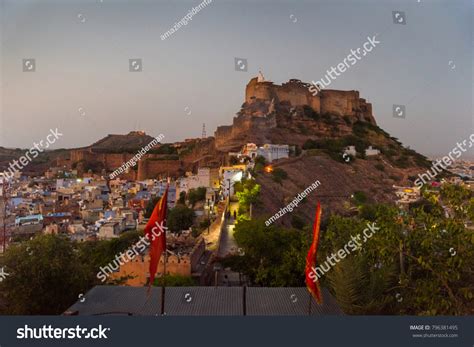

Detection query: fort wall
xmin=137 ymin=159 xmax=182 ymax=180
xmin=245 ymin=77 xmax=374 ymax=122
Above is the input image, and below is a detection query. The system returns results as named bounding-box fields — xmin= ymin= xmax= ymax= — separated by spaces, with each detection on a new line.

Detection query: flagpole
xmin=161 ymin=251 xmax=166 ymax=315
xmin=161 ymin=177 xmax=170 ymax=315
xmin=308 ymin=290 xmax=312 ymax=316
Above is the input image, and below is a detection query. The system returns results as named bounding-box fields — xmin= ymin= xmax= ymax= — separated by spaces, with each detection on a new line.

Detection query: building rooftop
xmin=65 ymin=286 xmax=343 ymax=316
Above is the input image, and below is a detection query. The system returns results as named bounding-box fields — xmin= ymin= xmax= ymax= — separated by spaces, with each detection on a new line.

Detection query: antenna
xmin=202 ymin=123 xmax=206 ymax=138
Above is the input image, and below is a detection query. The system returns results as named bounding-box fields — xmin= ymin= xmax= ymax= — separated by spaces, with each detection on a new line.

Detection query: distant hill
xmin=88 ymin=131 xmax=159 ymax=152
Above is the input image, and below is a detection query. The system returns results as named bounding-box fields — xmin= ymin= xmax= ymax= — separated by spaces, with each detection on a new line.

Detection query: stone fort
xmin=214 ymin=74 xmax=376 ymax=149
xmin=245 ymin=74 xmax=374 ymax=122
xmin=59 ymin=148 xmax=182 ymax=180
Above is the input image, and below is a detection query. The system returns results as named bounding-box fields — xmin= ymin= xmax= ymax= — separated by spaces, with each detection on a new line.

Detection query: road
xmin=217 ymin=201 xmax=239 ymax=258
xmin=201 ymin=201 xmax=226 ymax=251
xmin=217 ymin=222 xmax=238 ymax=258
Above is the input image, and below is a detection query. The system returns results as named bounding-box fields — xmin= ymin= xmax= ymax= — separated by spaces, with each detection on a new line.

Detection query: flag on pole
xmin=305 ymin=202 xmax=323 ymax=304
xmin=145 ymin=186 xmax=169 ymax=288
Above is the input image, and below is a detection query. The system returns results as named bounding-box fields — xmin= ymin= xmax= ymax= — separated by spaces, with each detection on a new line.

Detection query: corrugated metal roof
xmin=164 ymin=287 xmax=243 ymax=316
xmin=246 ymin=287 xmax=343 ymax=316
xmin=66 ymin=286 xmax=342 ymax=316
xmin=67 ymin=285 xmax=161 ymax=316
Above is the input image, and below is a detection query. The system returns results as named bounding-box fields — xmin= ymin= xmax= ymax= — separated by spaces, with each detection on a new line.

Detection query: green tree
xmin=188 ymin=187 xmax=206 ymax=207
xmin=352 ymin=191 xmax=368 ymax=205
xmin=0 ymin=235 xmax=94 ymax=315
xmin=254 ymin=155 xmax=266 ymax=166
xmin=0 ymin=231 xmax=143 ymax=315
xmin=321 ymin=192 xmax=474 ymax=315
xmin=271 ymin=168 xmax=288 ymax=183
xmin=178 ymin=191 xmax=186 ymax=205
xmin=222 ymin=219 xmax=308 ymax=287
xmin=327 ymin=253 xmax=397 ymax=314
xmin=236 ymin=180 xmax=260 ymax=215
xmin=167 ymin=205 xmax=195 ymax=233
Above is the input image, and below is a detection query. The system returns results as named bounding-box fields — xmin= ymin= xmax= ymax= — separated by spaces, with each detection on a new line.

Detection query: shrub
xmin=148 ymin=144 xmax=178 ymax=155
xmin=297 ymin=123 xmax=310 ymax=135
xmin=389 ymin=175 xmax=400 ymax=181
xmin=352 ymin=191 xmax=368 ymax=204
xmin=302 ymin=139 xmax=319 ymax=150
xmin=291 ymin=215 xmax=306 ymax=229
xmin=374 ymin=163 xmax=385 ymax=171
xmin=271 ymin=168 xmax=288 ymax=183
xmin=343 ymin=115 xmax=352 ymax=125
xmin=394 ymin=155 xmax=410 ymax=168
xmin=303 ymin=105 xmax=320 ymax=120
xmin=255 ymin=155 xmax=267 ymax=166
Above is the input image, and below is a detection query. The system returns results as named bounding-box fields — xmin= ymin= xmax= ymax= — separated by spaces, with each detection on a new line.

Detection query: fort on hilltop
xmin=245 ymin=75 xmax=375 ymax=123
xmin=215 ymin=74 xmax=376 ymax=149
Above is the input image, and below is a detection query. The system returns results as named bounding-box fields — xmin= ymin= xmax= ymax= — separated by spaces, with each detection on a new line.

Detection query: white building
xmin=365 ymin=146 xmax=381 ymax=156
xmin=177 ymin=167 xmax=219 ymax=197
xmin=221 ymin=169 xmax=243 ymax=198
xmin=257 ymin=144 xmax=289 ymax=162
xmin=343 ymin=146 xmax=357 ymax=157
xmin=68 ymin=223 xmax=86 ymax=234
xmin=197 ymin=168 xmax=213 ymax=188
xmin=98 ymin=222 xmax=121 ymax=239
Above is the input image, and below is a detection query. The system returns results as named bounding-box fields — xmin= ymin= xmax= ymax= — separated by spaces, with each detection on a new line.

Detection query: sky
xmin=0 ymin=0 xmax=472 ymax=159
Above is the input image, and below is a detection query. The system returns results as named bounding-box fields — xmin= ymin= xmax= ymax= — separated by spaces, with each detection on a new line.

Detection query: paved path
xmin=201 ymin=201 xmax=226 ymax=251
xmin=217 ymin=222 xmax=239 ymax=258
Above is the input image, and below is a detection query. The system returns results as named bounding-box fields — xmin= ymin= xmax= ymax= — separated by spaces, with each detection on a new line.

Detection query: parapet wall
xmin=70 ymin=149 xmax=135 ymax=170
xmin=137 ymin=159 xmax=182 ymax=180
xmin=68 ymin=148 xmax=183 ymax=179
xmin=215 ymin=114 xmax=276 ymax=149
xmin=245 ymin=77 xmax=374 ymax=122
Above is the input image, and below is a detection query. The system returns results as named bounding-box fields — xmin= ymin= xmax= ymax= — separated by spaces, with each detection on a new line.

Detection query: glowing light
xmin=232 ymin=171 xmax=243 ymax=182
xmin=264 ymin=165 xmax=273 ymax=173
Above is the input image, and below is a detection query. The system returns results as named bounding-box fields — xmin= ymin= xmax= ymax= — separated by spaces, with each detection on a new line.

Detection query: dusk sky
xmin=0 ymin=0 xmax=472 ymax=158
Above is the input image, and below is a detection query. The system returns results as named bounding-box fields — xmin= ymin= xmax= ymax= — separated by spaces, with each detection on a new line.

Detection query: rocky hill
xmin=212 ymin=76 xmax=432 ymax=221
xmin=87 ymin=131 xmax=158 ymax=152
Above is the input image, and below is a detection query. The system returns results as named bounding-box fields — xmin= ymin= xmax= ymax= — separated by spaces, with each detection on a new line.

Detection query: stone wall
xmin=66 ymin=148 xmax=184 ymax=179
xmin=112 ymin=254 xmax=192 ymax=286
xmin=112 ymin=239 xmax=205 ymax=286
xmin=137 ymin=159 xmax=182 ymax=180
xmin=70 ymin=149 xmax=135 ymax=170
xmin=214 ymin=114 xmax=277 ymax=150
xmin=245 ymin=77 xmax=374 ymax=123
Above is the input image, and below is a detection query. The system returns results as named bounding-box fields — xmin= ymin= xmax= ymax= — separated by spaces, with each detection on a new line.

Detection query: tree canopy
xmin=167 ymin=205 xmax=195 ymax=233
xmin=0 ymin=231 xmax=142 ymax=315
xmin=227 ymin=183 xmax=474 ymax=315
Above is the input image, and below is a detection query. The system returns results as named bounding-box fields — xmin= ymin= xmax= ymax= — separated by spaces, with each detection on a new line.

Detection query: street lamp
xmin=226 ymin=178 xmax=231 ymax=215
xmin=207 ymin=198 xmax=211 ymax=234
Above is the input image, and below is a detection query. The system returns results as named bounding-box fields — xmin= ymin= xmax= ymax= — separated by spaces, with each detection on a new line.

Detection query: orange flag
xmin=145 ymin=186 xmax=169 ymax=287
xmin=305 ymin=202 xmax=323 ymax=304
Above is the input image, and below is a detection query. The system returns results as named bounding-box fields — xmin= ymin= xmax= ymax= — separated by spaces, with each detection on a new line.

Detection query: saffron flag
xmin=145 ymin=186 xmax=169 ymax=287
xmin=305 ymin=202 xmax=323 ymax=304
